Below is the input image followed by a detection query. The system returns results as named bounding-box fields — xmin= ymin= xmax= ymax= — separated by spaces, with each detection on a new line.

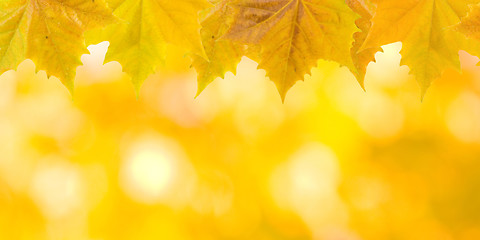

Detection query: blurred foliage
xmin=1 ymin=42 xmax=480 ymax=239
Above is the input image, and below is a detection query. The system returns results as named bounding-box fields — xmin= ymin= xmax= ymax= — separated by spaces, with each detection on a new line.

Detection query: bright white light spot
xmin=78 ymin=41 xmax=122 ymax=84
xmin=368 ymin=42 xmax=409 ymax=88
xmin=120 ymin=135 xmax=193 ymax=205
xmin=30 ymin=160 xmax=84 ymax=219
xmin=270 ymin=143 xmax=348 ymax=235
xmin=289 ymin=143 xmax=340 ymax=202
xmin=270 ymin=143 xmax=342 ymax=208
xmin=126 ymin=148 xmax=173 ymax=200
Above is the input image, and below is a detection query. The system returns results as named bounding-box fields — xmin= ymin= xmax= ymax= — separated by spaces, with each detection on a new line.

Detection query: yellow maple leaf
xmin=0 ymin=0 xmax=115 ymax=93
xmin=86 ymin=0 xmax=211 ymax=95
xmin=191 ymin=0 xmax=245 ymax=96
xmin=223 ymin=0 xmax=359 ymax=100
xmin=361 ymin=0 xmax=480 ymax=97
xmin=347 ymin=0 xmax=381 ymax=89
xmin=457 ymin=3 xmax=480 ymax=41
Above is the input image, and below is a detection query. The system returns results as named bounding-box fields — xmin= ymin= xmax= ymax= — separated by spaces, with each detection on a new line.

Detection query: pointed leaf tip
xmin=223 ymin=0 xmax=358 ymax=99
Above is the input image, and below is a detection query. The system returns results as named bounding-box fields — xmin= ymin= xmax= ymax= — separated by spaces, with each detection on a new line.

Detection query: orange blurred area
xmin=1 ymin=42 xmax=480 ymax=239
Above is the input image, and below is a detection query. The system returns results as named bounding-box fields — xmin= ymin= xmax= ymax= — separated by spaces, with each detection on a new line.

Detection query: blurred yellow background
xmin=1 ymin=42 xmax=480 ymax=240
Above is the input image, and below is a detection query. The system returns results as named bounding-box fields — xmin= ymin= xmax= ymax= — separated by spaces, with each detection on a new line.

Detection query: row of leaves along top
xmin=2 ymin=0 xmax=480 ymax=101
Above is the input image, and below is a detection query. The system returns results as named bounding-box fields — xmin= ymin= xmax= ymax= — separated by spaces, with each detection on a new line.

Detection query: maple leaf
xmin=346 ymin=0 xmax=381 ymax=89
xmin=457 ymin=3 xmax=480 ymax=41
xmin=361 ymin=0 xmax=480 ymax=97
xmin=191 ymin=0 xmax=245 ymax=96
xmin=223 ymin=0 xmax=359 ymax=100
xmin=86 ymin=0 xmax=211 ymax=95
xmin=0 ymin=0 xmax=115 ymax=93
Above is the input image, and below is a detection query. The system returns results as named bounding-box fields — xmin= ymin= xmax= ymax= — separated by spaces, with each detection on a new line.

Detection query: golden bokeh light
xmin=1 ymin=41 xmax=480 ymax=239
xmin=30 ymin=158 xmax=84 ymax=220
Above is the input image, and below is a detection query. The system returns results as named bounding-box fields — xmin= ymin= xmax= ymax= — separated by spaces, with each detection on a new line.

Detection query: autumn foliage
xmin=2 ymin=0 xmax=480 ymax=99
xmin=5 ymin=1 xmax=480 ymax=239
